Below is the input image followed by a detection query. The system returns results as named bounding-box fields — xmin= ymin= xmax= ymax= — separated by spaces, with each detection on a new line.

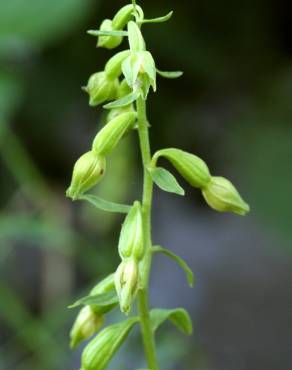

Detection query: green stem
xmin=136 ymin=96 xmax=159 ymax=370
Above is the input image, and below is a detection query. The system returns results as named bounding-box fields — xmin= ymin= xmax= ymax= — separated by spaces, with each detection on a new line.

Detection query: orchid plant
xmin=66 ymin=2 xmax=249 ymax=369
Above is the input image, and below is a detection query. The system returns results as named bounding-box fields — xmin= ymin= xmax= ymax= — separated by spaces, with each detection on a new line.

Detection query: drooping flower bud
xmin=152 ymin=148 xmax=211 ymax=189
xmin=92 ymin=111 xmax=137 ymax=156
xmin=105 ymin=50 xmax=131 ymax=80
xmin=97 ymin=19 xmax=123 ymax=49
xmin=112 ymin=4 xmax=136 ymax=30
xmin=70 ymin=306 xmax=104 ymax=349
xmin=115 ymin=259 xmax=139 ymax=314
xmin=84 ymin=72 xmax=119 ymax=107
xmin=202 ymin=176 xmax=250 ymax=215
xmin=66 ymin=151 xmax=106 ymax=200
xmin=118 ymin=201 xmax=144 ymax=260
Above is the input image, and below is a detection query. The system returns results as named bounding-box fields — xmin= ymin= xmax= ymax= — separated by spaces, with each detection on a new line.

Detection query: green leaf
xmin=152 ymin=246 xmax=194 ymax=287
xmin=142 ymin=11 xmax=173 ymax=24
xmin=87 ymin=29 xmax=128 ymax=37
xmin=148 ymin=167 xmax=185 ymax=196
xmin=103 ymin=90 xmax=140 ymax=109
xmin=78 ymin=194 xmax=131 ymax=213
xmin=81 ymin=317 xmax=139 ymax=370
xmin=69 ymin=290 xmax=118 ymax=308
xmin=157 ymin=69 xmax=183 ymax=79
xmin=150 ymin=308 xmax=193 ymax=335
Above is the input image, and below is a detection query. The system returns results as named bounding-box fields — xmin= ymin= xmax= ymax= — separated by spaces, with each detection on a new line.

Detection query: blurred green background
xmin=1 ymin=0 xmax=292 ymax=369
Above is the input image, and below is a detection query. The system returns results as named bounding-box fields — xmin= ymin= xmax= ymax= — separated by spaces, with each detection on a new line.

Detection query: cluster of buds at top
xmin=151 ymin=148 xmax=249 ymax=215
xmin=115 ymin=201 xmax=144 ymax=314
xmin=66 ymin=3 xmax=158 ymax=201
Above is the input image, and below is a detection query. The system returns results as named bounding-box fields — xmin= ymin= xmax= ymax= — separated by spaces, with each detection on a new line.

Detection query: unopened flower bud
xmin=66 ymin=151 xmax=106 ymax=200
xmin=81 ymin=318 xmax=138 ymax=370
xmin=84 ymin=71 xmax=119 ymax=107
xmin=106 ymin=105 xmax=135 ymax=123
xmin=70 ymin=306 xmax=104 ymax=349
xmin=152 ymin=148 xmax=211 ymax=188
xmin=112 ymin=4 xmax=136 ymax=30
xmin=105 ymin=50 xmax=131 ymax=80
xmin=118 ymin=201 xmax=144 ymax=260
xmin=115 ymin=259 xmax=139 ymax=314
xmin=97 ymin=19 xmax=122 ymax=49
xmin=202 ymin=176 xmax=250 ymax=215
xmin=92 ymin=111 xmax=137 ymax=156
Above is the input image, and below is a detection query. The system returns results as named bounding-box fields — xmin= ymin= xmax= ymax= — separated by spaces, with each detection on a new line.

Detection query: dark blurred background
xmin=1 ymin=0 xmax=292 ymax=369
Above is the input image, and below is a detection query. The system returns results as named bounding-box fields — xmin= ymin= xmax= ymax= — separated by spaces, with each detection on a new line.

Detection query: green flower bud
xmin=112 ymin=4 xmax=135 ymax=30
xmin=105 ymin=50 xmax=131 ymax=80
xmin=92 ymin=111 xmax=137 ymax=156
xmin=70 ymin=306 xmax=104 ymax=349
xmin=81 ymin=318 xmax=138 ymax=370
xmin=106 ymin=105 xmax=135 ymax=123
xmin=118 ymin=201 xmax=144 ymax=260
xmin=202 ymin=176 xmax=250 ymax=215
xmin=84 ymin=72 xmax=119 ymax=107
xmin=152 ymin=148 xmax=211 ymax=188
xmin=115 ymin=259 xmax=139 ymax=314
xmin=97 ymin=19 xmax=122 ymax=49
xmin=66 ymin=151 xmax=106 ymax=200
xmin=127 ymin=21 xmax=146 ymax=52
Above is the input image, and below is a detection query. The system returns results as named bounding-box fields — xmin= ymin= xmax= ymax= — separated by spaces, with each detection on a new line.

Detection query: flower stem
xmin=136 ymin=96 xmax=159 ymax=370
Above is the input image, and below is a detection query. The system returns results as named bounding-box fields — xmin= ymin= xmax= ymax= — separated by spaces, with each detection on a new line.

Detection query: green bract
xmin=84 ymin=72 xmax=119 ymax=107
xmin=67 ymin=2 xmax=250 ymax=369
xmin=90 ymin=274 xmax=115 ymax=296
xmin=66 ymin=151 xmax=105 ymax=200
xmin=97 ymin=19 xmax=123 ymax=49
xmin=92 ymin=111 xmax=137 ymax=156
xmin=128 ymin=20 xmax=146 ymax=52
xmin=202 ymin=176 xmax=250 ymax=215
xmin=152 ymin=148 xmax=211 ymax=188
